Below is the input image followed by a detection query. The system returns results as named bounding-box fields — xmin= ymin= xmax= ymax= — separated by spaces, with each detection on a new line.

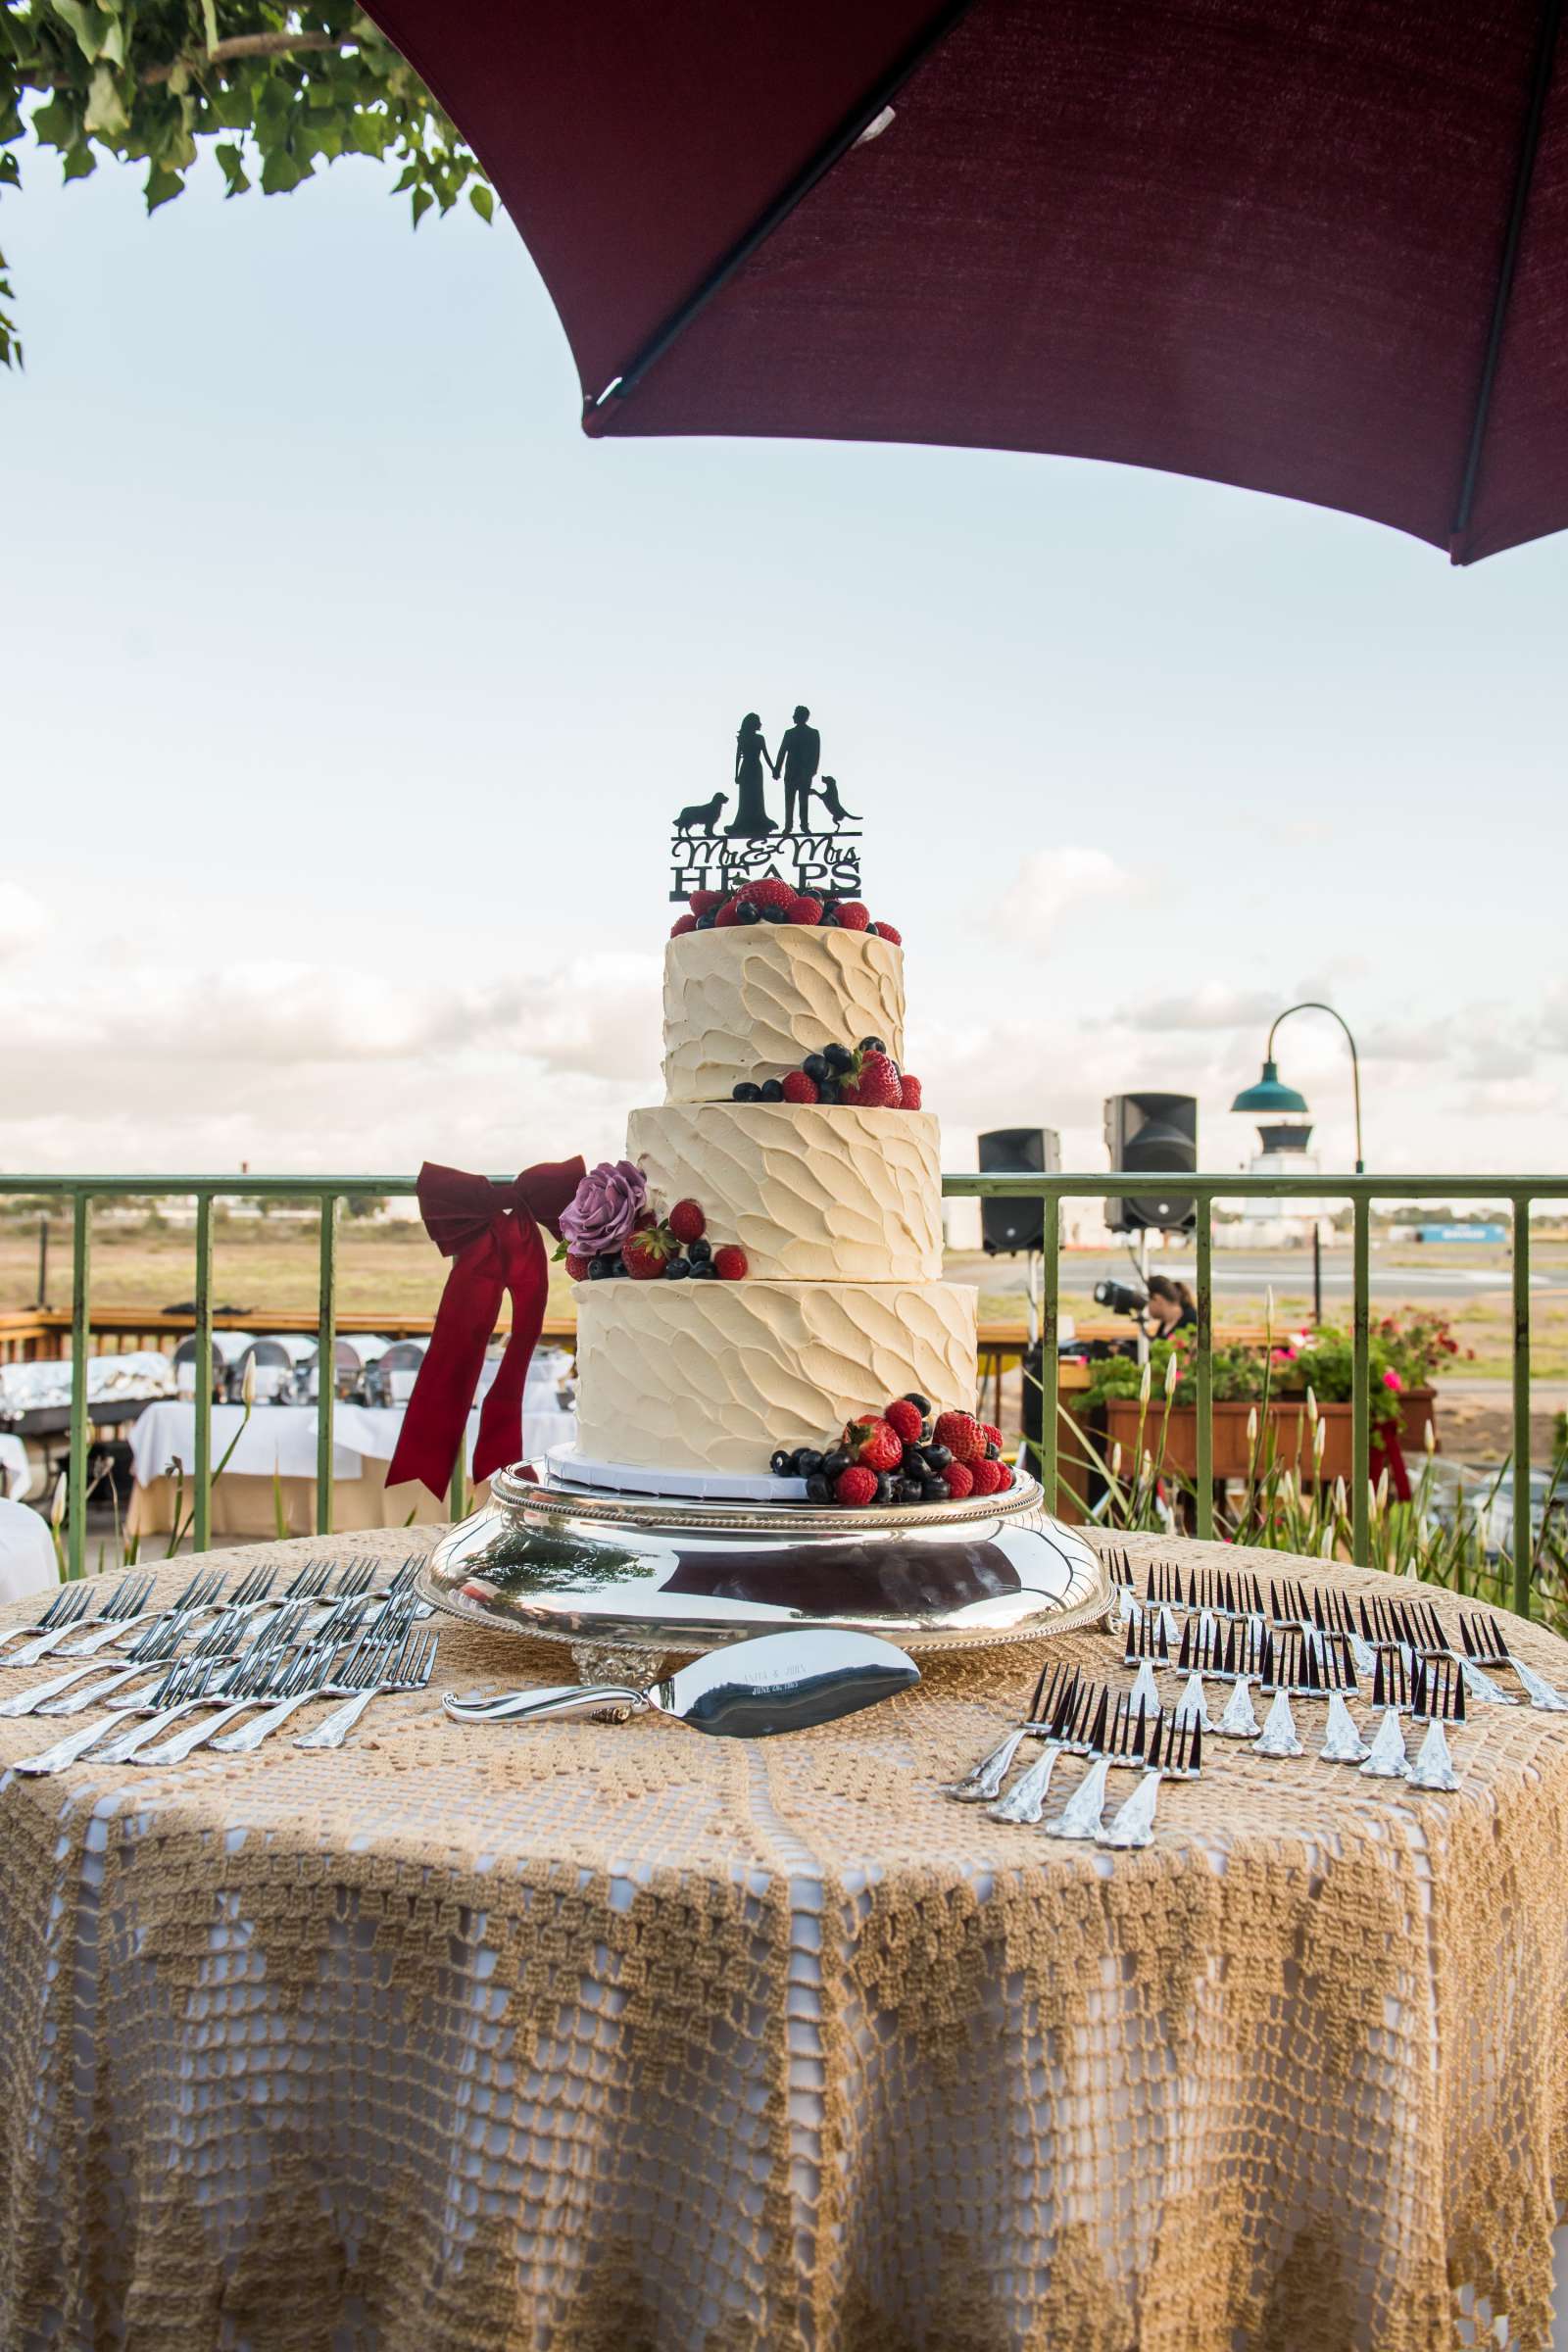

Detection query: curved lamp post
xmin=1232 ymin=1003 xmax=1364 ymax=1173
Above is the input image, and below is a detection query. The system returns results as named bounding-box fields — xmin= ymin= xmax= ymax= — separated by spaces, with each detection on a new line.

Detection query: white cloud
xmin=1114 ymin=985 xmax=1279 ymax=1033
xmin=0 ymin=883 xmax=51 ymax=960
xmin=989 ymin=848 xmax=1135 ymax=944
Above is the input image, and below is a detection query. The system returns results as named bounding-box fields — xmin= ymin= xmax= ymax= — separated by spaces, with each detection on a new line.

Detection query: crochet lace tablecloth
xmin=2 ymin=1527 xmax=1567 ymax=2352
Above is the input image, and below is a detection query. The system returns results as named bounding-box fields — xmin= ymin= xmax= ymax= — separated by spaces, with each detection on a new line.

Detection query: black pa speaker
xmin=978 ymin=1128 xmax=1060 ymax=1253
xmin=1103 ymin=1094 xmax=1198 ymax=1233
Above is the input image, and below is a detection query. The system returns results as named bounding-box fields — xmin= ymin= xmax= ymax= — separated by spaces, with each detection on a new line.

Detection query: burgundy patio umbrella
xmin=365 ymin=0 xmax=1567 ymax=564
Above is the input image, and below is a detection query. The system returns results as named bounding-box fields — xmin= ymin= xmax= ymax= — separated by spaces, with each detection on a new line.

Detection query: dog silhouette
xmin=675 ymin=791 xmax=728 ymax=836
xmin=817 ymin=776 xmax=860 ymax=825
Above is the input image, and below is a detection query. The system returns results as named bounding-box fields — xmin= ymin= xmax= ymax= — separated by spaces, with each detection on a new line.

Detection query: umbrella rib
xmin=1448 ymin=0 xmax=1563 ymax=562
xmin=584 ymin=0 xmax=975 ymax=422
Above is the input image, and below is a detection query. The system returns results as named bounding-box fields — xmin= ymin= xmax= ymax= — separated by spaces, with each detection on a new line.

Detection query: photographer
xmin=1143 ymin=1274 xmax=1197 ymax=1338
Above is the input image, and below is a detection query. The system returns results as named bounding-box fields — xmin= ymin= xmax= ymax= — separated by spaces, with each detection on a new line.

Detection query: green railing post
xmin=1038 ymin=1193 xmax=1058 ymax=1501
xmin=1351 ymin=1194 xmax=1370 ymax=1565
xmin=193 ymin=1196 xmax=214 ymax=1555
xmin=68 ymin=1194 xmax=91 ymax=1579
xmin=317 ymin=1194 xmax=338 ymax=1537
xmin=1513 ymin=1196 xmax=1532 ymax=1618
xmin=1195 ymin=1196 xmax=1213 ymax=1539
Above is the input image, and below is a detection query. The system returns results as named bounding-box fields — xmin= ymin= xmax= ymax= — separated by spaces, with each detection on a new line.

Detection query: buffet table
xmin=125 ymin=1396 xmax=577 ymax=1537
xmin=2 ymin=1529 xmax=1567 ymax=2352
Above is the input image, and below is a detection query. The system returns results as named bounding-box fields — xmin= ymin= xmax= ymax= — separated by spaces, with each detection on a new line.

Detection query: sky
xmin=2 ymin=129 xmax=1564 ymax=1193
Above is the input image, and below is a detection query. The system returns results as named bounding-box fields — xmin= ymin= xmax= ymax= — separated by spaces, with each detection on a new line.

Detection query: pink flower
xmin=560 ymin=1159 xmax=648 ymax=1258
xmin=1382 ymin=1368 xmax=1403 ymax=1392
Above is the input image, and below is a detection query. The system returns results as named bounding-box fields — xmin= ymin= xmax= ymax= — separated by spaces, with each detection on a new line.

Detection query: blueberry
xmin=760 ymin=904 xmax=788 ymax=923
xmin=760 ymin=1078 xmax=785 ymax=1102
xmin=817 ymin=1079 xmax=840 ymax=1104
xmin=875 ymin=1472 xmax=895 ymax=1505
xmin=896 ymin=1476 xmax=924 ymax=1505
xmin=738 ymin=902 xmax=762 ymax=925
xmin=903 ymin=1392 xmax=932 ymax=1415
xmin=733 ymin=1081 xmax=762 ymax=1102
xmin=802 ymin=1054 xmax=830 ymax=1085
xmin=817 ymin=909 xmax=840 ymax=926
xmin=588 ymin=1256 xmax=612 ymax=1280
xmin=923 ymin=1445 xmax=953 ymax=1472
xmin=666 ymin=1256 xmax=690 ymax=1279
xmin=822 ymin=1446 xmax=851 ymax=1479
xmin=922 ymin=1479 xmax=951 ymax=1503
xmin=689 ymin=1259 xmax=717 ymax=1279
xmin=858 ymin=1036 xmax=886 ymax=1054
xmin=985 ymin=1441 xmax=1000 ymax=1459
xmin=695 ymin=911 xmax=717 ymax=929
xmin=770 ymin=1449 xmax=794 ymax=1477
xmin=805 ymin=1474 xmax=832 ymax=1504
xmin=823 ymin=1043 xmax=854 ymax=1072
xmin=688 ymin=1237 xmax=711 ymax=1264
xmin=608 ymin=1253 xmax=626 ymax=1277
xmin=794 ymin=1447 xmax=823 ymax=1478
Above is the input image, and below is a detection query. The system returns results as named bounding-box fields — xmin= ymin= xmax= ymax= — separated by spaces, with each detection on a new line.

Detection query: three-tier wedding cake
xmin=568 ymin=916 xmax=978 ymax=1482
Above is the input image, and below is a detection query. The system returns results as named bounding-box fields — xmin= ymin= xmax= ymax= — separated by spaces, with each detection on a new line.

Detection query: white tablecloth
xmin=0 ymin=1497 xmax=54 ymax=1604
xmin=0 ymin=1435 xmax=32 ymax=1503
xmin=129 ymin=1397 xmax=577 ymax=1488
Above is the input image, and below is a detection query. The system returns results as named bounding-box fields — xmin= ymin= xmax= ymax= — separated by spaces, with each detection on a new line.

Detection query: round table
xmin=1 ymin=1529 xmax=1567 ymax=2352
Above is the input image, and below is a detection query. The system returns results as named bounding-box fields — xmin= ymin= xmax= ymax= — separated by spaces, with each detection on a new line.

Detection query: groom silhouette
xmin=773 ymin=706 xmax=821 ymax=831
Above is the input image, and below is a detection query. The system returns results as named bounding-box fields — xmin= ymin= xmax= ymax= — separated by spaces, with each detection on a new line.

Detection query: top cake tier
xmin=663 ymin=927 xmax=905 ymax=1102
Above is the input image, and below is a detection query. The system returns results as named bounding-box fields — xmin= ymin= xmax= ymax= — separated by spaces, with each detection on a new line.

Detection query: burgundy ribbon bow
xmin=387 ymin=1156 xmax=585 ymax=1499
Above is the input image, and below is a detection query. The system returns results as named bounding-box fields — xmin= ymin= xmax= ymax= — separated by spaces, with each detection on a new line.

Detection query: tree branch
xmin=141 ymin=30 xmax=350 ymax=84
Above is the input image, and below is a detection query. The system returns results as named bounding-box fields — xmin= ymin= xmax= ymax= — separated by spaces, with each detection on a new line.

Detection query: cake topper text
xmin=669 ymin=705 xmax=862 ymax=904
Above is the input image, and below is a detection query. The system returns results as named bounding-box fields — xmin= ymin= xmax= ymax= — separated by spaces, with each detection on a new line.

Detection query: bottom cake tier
xmin=571 ymin=1277 xmax=979 ymax=1475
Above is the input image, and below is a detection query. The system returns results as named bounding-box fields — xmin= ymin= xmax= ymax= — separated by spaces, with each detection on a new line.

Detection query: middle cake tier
xmin=627 ymin=1102 xmax=942 ymax=1282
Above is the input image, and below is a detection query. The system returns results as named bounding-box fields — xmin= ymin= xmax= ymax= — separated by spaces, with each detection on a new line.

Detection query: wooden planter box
xmin=1101 ymin=1387 xmax=1436 ymax=1485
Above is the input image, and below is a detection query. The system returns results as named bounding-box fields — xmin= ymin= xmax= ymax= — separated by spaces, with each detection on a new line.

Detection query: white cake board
xmin=547 ymin=1443 xmax=805 ymax=1504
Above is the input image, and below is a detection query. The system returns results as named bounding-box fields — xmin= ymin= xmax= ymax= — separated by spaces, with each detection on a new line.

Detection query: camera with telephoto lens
xmin=1094 ymin=1278 xmax=1150 ymax=1317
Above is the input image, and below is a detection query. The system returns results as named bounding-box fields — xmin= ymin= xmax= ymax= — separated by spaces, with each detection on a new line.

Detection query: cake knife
xmin=441 ymin=1628 xmax=918 ymax=1739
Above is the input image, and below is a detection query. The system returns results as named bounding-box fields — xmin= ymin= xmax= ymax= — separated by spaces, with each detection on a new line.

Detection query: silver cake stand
xmin=418 ymin=1461 xmax=1114 ymax=1680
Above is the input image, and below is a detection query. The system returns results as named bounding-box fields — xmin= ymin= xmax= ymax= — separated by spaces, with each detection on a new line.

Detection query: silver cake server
xmin=441 ymin=1628 xmax=919 ymax=1739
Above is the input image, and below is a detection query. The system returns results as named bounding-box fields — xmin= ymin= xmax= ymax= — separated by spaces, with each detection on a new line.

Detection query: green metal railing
xmin=1 ymin=1170 xmax=1562 ymax=1612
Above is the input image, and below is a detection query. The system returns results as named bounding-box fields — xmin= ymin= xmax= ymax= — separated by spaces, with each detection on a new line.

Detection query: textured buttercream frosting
xmin=573 ymin=1280 xmax=978 ymax=1473
xmin=627 ymin=1102 xmax=941 ymax=1282
xmin=663 ymin=928 xmax=905 ymax=1102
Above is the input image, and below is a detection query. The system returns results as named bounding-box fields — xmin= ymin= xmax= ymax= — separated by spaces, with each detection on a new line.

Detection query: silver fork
xmin=47 ymin=1609 xmax=245 ymax=1717
xmin=293 ymin=1629 xmax=436 ymax=1751
xmin=15 ymin=1655 xmax=218 ymax=1776
xmin=67 ymin=1566 xmax=225 ymax=1661
xmin=131 ymin=1646 xmax=305 ymax=1766
xmin=6 ymin=1576 xmax=152 ymax=1668
xmin=6 ymin=1610 xmax=197 ymax=1720
xmin=0 ymin=1582 xmax=94 ymax=1656
xmin=206 ymin=1642 xmax=342 ymax=1755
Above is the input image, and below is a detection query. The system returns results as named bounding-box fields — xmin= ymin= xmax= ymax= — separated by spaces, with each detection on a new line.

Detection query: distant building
xmin=1221 ymin=1119 xmax=1336 ymax=1250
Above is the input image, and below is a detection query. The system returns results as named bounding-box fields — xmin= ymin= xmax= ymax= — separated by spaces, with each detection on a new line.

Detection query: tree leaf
xmin=410 ymin=183 xmax=432 ymax=228
xmin=61 ymin=144 xmax=97 ymax=182
xmin=215 ymin=141 xmax=250 ymax=197
xmin=144 ymin=162 xmax=184 ymax=214
xmin=468 ymin=181 xmax=493 ymax=222
xmin=82 ymin=63 xmax=129 ymax=138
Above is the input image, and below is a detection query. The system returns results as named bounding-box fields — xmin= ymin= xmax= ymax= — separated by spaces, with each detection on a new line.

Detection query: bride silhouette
xmin=727 ymin=713 xmax=777 ymax=837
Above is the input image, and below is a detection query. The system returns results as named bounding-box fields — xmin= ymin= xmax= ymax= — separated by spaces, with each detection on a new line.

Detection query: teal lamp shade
xmin=1231 ymin=1058 xmax=1309 ymax=1116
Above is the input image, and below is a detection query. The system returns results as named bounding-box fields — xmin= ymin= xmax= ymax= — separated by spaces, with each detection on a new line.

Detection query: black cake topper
xmin=670 ymin=706 xmax=862 ymax=904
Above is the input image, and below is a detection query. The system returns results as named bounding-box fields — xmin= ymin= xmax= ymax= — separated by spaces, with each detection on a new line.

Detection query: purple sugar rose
xmin=560 ymin=1159 xmax=648 ymax=1259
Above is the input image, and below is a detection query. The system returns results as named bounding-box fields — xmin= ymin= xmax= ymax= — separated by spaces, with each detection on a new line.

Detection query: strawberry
xmin=833 ymin=1464 xmax=878 ymax=1508
xmin=872 ymin=920 xmax=903 ymax=944
xmin=623 ymin=1226 xmax=677 ymax=1279
xmin=736 ymin=877 xmax=796 ymax=911
xmin=884 ymin=1398 xmax=925 ymax=1446
xmin=781 ymin=1070 xmax=819 ymax=1103
xmin=853 ymin=1050 xmax=903 ymax=1108
xmin=969 ymin=1457 xmax=1004 ymax=1495
xmin=714 ymin=901 xmax=741 ymax=928
xmin=996 ymin=1460 xmax=1016 ymax=1490
xmin=564 ymin=1252 xmax=591 ymax=1281
xmin=933 ymin=1410 xmax=987 ymax=1466
xmin=836 ymin=902 xmax=870 ymax=932
xmin=789 ymin=895 xmax=823 ymax=925
xmin=944 ymin=1461 xmax=975 ymax=1500
xmin=982 ymin=1422 xmax=1004 ymax=1451
xmin=898 ymin=1074 xmax=922 ymax=1109
xmin=689 ymin=891 xmax=724 ymax=916
xmin=670 ymin=913 xmax=698 ymax=938
xmin=843 ymin=1414 xmax=903 ymax=1472
xmin=713 ymin=1244 xmax=749 ymax=1280
xmin=667 ymin=1200 xmax=706 ymax=1246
